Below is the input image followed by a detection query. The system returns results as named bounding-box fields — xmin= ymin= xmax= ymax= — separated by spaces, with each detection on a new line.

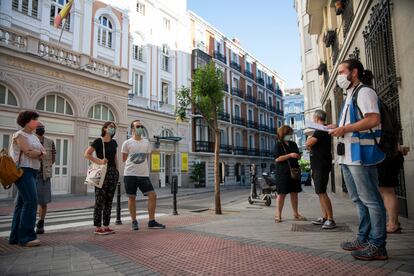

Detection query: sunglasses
xmin=134 ymin=125 xmax=143 ymax=129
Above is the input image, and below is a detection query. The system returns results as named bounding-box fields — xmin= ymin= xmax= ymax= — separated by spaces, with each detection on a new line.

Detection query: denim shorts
xmin=124 ymin=176 xmax=154 ymax=197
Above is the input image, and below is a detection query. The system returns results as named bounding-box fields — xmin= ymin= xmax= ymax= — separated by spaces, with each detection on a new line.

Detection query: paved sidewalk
xmin=0 ymin=187 xmax=413 ymax=275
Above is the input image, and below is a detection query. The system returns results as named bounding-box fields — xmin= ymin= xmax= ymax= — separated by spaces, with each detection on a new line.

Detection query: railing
xmin=214 ymin=51 xmax=226 ymax=64
xmin=232 ymin=115 xmax=246 ymax=126
xmin=244 ymin=70 xmax=254 ymax=80
xmin=245 ymin=94 xmax=256 ymax=104
xmin=218 ymin=111 xmax=230 ymax=122
xmin=266 ymin=83 xmax=274 ymax=91
xmin=38 ymin=42 xmax=81 ymax=69
xmin=256 ymin=76 xmax=264 ymax=86
xmin=342 ymin=0 xmax=354 ymax=40
xmin=231 ymin=87 xmax=244 ymax=99
xmin=193 ymin=48 xmax=211 ymax=70
xmin=246 ymin=120 xmax=258 ymax=129
xmin=230 ymin=61 xmax=241 ymax=72
xmin=87 ymin=58 xmax=122 ymax=80
xmin=220 ymin=144 xmax=232 ymax=154
xmin=248 ymin=148 xmax=260 ymax=156
xmin=259 ymin=124 xmax=268 ymax=132
xmin=257 ymin=99 xmax=267 ymax=108
xmin=0 ymin=28 xmax=27 ymax=52
xmin=194 ymin=141 xmax=214 ymax=153
xmin=233 ymin=146 xmax=248 ymax=156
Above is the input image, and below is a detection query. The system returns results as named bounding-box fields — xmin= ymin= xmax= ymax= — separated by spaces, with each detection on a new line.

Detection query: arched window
xmin=88 ymin=103 xmax=115 ymax=121
xmin=0 ymin=84 xmax=18 ymax=107
xmin=161 ymin=44 xmax=169 ymax=72
xmin=98 ymin=16 xmax=113 ymax=48
xmin=50 ymin=0 xmax=71 ymax=30
xmin=12 ymin=0 xmax=38 ymax=18
xmin=36 ymin=94 xmax=73 ymax=115
xmin=161 ymin=129 xmax=173 ymax=137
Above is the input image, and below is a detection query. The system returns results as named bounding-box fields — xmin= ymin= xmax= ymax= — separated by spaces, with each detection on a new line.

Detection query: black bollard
xmin=171 ymin=175 xmax=178 ymax=215
xmin=115 ymin=181 xmax=122 ymax=225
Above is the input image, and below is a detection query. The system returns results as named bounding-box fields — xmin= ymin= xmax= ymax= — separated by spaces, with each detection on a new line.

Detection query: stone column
xmin=82 ymin=0 xmax=93 ymax=56
xmin=40 ymin=0 xmax=51 ymax=41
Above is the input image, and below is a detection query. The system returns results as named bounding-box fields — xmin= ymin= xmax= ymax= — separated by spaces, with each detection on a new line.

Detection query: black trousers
xmin=93 ymin=167 xmax=119 ymax=227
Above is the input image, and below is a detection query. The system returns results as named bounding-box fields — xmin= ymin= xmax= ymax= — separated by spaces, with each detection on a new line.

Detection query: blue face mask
xmin=135 ymin=127 xmax=144 ymax=136
xmin=107 ymin=127 xmax=116 ymax=136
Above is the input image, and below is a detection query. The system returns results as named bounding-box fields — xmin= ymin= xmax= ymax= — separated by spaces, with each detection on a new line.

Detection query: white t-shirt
xmin=338 ymin=84 xmax=381 ymax=165
xmin=10 ymin=130 xmax=43 ymax=170
xmin=121 ymin=138 xmax=152 ymax=176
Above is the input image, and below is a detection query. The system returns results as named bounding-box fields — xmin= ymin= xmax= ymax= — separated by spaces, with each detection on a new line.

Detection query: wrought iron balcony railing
xmin=194 ymin=141 xmax=214 ymax=153
xmin=232 ymin=115 xmax=246 ymax=126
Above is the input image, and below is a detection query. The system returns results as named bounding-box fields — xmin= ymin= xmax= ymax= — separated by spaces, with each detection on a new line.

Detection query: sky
xmin=187 ymin=0 xmax=302 ymax=89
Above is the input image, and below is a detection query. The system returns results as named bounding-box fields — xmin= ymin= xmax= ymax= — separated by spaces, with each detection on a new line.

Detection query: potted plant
xmin=332 ymin=0 xmax=345 ymax=15
xmin=190 ymin=162 xmax=205 ymax=187
xmin=317 ymin=61 xmax=327 ymax=75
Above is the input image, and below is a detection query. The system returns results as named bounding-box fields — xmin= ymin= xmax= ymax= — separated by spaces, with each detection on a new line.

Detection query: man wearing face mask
xmin=35 ymin=123 xmax=56 ymax=234
xmin=122 ymin=120 xmax=165 ymax=231
xmin=329 ymin=59 xmax=386 ymax=261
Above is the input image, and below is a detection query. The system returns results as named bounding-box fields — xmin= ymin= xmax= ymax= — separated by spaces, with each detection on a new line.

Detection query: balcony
xmin=266 ymin=83 xmax=274 ymax=91
xmin=220 ymin=144 xmax=232 ymax=154
xmin=246 ymin=120 xmax=258 ymax=129
xmin=256 ymin=76 xmax=264 ymax=86
xmin=218 ymin=111 xmax=230 ymax=122
xmin=257 ymin=99 xmax=267 ymax=109
xmin=267 ymin=104 xmax=274 ymax=112
xmin=259 ymin=124 xmax=268 ymax=132
xmin=223 ymin=83 xmax=229 ymax=92
xmin=276 ymin=109 xmax=284 ymax=116
xmin=233 ymin=146 xmax=248 ymax=156
xmin=193 ymin=48 xmax=211 ymax=70
xmin=194 ymin=141 xmax=214 ymax=153
xmin=260 ymin=150 xmax=271 ymax=157
xmin=245 ymin=94 xmax=256 ymax=104
xmin=248 ymin=148 xmax=260 ymax=156
xmin=214 ymin=51 xmax=227 ymax=64
xmin=230 ymin=61 xmax=241 ymax=72
xmin=232 ymin=115 xmax=246 ymax=127
xmin=276 ymin=89 xmax=283 ymax=97
xmin=244 ymin=70 xmax=254 ymax=80
xmin=231 ymin=87 xmax=244 ymax=99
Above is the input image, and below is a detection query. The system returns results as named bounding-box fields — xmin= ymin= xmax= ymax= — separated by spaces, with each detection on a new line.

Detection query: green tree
xmin=176 ymin=61 xmax=225 ymax=214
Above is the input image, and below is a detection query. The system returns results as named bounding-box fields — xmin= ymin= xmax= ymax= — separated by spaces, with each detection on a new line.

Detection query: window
xmin=50 ymin=0 xmax=70 ymax=30
xmin=246 ymin=84 xmax=252 ymax=96
xmin=248 ymin=109 xmax=253 ymax=121
xmin=161 ymin=82 xmax=169 ymax=104
xmin=232 ymin=77 xmax=239 ymax=89
xmin=258 ymin=91 xmax=264 ymax=101
xmin=246 ymin=62 xmax=251 ymax=72
xmin=132 ymin=71 xmax=144 ymax=97
xmin=304 ymin=24 xmax=312 ymax=52
xmin=248 ymin=135 xmax=254 ymax=149
xmin=0 ymin=84 xmax=18 ymax=106
xmin=260 ymin=114 xmax=264 ymax=124
xmin=216 ymin=41 xmax=222 ymax=53
xmin=88 ymin=103 xmax=115 ymax=121
xmin=161 ymin=129 xmax=173 ymax=137
xmin=268 ymin=96 xmax=272 ymax=106
xmin=98 ymin=16 xmax=113 ymax=48
xmin=235 ymin=133 xmax=242 ymax=147
xmin=163 ymin=17 xmax=170 ymax=30
xmin=220 ymin=129 xmax=227 ymax=145
xmin=136 ymin=1 xmax=145 ymax=15
xmin=36 ymin=94 xmax=73 ymax=115
xmin=232 ymin=52 xmax=238 ymax=64
xmin=269 ymin=118 xmax=274 ymax=128
xmin=13 ymin=0 xmax=38 ymax=18
xmin=133 ymin=44 xmax=144 ymax=62
xmin=161 ymin=44 xmax=169 ymax=72
xmin=234 ymin=105 xmax=240 ymax=117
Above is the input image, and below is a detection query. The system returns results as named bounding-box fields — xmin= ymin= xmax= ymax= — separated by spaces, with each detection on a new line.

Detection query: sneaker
xmin=322 ymin=219 xmax=337 ymax=229
xmin=104 ymin=227 xmax=115 ymax=234
xmin=21 ymin=239 xmax=40 ymax=247
xmin=148 ymin=220 xmax=166 ymax=229
xmin=341 ymin=239 xmax=369 ymax=251
xmin=351 ymin=243 xmax=388 ymax=261
xmin=311 ymin=217 xmax=327 ymax=225
xmin=36 ymin=220 xmax=44 ymax=234
xmin=94 ymin=228 xmax=109 ymax=235
xmin=132 ymin=220 xmax=139 ymax=231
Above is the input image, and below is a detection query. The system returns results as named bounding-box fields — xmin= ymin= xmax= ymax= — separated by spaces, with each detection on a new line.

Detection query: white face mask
xmin=337 ymin=74 xmax=351 ymax=90
xmin=283 ymin=135 xmax=292 ymax=142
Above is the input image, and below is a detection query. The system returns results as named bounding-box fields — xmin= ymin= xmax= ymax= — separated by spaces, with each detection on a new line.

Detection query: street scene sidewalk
xmin=0 ymin=186 xmax=413 ymax=275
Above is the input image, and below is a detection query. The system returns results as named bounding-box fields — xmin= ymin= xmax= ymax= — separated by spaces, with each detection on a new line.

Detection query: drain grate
xmin=291 ymin=223 xmax=352 ymax=232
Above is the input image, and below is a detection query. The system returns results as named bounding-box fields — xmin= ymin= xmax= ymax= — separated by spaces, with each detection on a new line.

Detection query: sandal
xmin=275 ymin=217 xmax=282 ymax=223
xmin=293 ymin=215 xmax=307 ymax=221
xmin=387 ymin=223 xmax=402 ymax=234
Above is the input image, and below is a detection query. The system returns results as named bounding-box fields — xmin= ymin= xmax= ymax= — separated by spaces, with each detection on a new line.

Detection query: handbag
xmin=0 ymin=149 xmax=23 ymax=189
xmin=84 ymin=138 xmax=107 ymax=188
xmin=281 ymin=142 xmax=301 ymax=180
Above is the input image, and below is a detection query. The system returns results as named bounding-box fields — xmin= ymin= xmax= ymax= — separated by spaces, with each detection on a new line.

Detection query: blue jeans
xmin=9 ymin=167 xmax=38 ymax=245
xmin=341 ymin=164 xmax=386 ymax=247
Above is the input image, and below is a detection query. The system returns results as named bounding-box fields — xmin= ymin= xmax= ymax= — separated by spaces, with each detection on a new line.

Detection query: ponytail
xmin=361 ymin=70 xmax=373 ymax=86
xmin=340 ymin=59 xmax=374 ymax=87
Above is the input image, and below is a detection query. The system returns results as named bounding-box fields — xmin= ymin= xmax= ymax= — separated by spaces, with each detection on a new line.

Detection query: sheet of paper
xmin=305 ymin=121 xmax=330 ymax=132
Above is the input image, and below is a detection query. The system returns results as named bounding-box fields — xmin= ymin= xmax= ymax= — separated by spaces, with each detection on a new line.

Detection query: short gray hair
xmin=314 ymin=109 xmax=327 ymax=122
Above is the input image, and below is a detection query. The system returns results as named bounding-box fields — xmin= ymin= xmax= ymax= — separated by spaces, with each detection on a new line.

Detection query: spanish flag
xmin=54 ymin=0 xmax=74 ymax=28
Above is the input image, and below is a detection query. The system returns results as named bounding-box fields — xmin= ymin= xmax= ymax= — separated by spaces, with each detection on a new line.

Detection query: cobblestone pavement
xmin=0 ymin=187 xmax=413 ymax=275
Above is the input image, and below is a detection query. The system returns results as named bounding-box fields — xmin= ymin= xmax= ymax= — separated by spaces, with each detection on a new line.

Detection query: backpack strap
xmin=351 ymin=84 xmax=379 ymax=145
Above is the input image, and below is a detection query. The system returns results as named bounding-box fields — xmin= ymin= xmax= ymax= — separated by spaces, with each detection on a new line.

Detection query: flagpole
xmin=57 ymin=19 xmax=66 ymax=46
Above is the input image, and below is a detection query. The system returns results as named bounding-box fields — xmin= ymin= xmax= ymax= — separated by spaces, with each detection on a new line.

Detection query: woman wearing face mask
xmin=274 ymin=125 xmax=305 ymax=223
xmin=84 ymin=121 xmax=119 ymax=235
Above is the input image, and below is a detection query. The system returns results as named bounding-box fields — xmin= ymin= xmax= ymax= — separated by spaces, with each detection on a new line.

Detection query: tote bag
xmin=84 ymin=138 xmax=107 ymax=188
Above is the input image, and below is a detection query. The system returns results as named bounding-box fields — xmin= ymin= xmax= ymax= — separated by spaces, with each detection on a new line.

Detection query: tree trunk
xmin=213 ymin=126 xmax=222 ymax=215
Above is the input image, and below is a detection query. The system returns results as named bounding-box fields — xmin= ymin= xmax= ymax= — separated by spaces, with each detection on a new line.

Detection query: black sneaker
xmin=148 ymin=220 xmax=166 ymax=229
xmin=311 ymin=217 xmax=327 ymax=225
xmin=341 ymin=239 xmax=368 ymax=251
xmin=351 ymin=243 xmax=388 ymax=261
xmin=132 ymin=220 xmax=139 ymax=231
xmin=322 ymin=219 xmax=337 ymax=229
xmin=36 ymin=220 xmax=45 ymax=234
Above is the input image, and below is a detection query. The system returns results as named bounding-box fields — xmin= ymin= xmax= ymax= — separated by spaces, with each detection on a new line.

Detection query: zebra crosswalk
xmin=0 ymin=208 xmax=167 ymax=237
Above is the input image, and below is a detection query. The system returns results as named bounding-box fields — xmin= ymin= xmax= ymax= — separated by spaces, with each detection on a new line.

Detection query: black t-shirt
xmin=310 ymin=130 xmax=332 ymax=169
xmin=274 ymin=140 xmax=300 ymax=171
xmin=91 ymin=138 xmax=118 ymax=168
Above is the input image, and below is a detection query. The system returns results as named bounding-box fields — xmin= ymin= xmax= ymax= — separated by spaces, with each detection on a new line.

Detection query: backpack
xmin=352 ymin=85 xmax=400 ymax=158
xmin=0 ymin=149 xmax=23 ymax=189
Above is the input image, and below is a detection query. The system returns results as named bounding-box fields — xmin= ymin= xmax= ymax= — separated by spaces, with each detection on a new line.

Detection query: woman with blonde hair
xmin=274 ymin=125 xmax=305 ymax=222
